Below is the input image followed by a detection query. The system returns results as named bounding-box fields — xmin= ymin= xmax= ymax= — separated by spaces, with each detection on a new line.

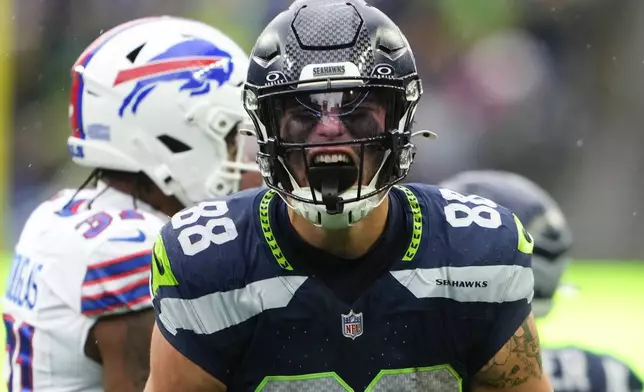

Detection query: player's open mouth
xmin=307 ymin=149 xmax=358 ymax=170
xmin=312 ymin=153 xmax=352 ymax=165
xmin=306 ymin=148 xmax=360 ymax=195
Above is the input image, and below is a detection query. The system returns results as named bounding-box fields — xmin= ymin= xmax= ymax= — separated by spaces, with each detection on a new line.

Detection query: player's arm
xmin=145 ymin=323 xmax=226 ymax=392
xmin=469 ymin=214 xmax=552 ymax=391
xmin=86 ymin=309 xmax=155 ymax=391
xmin=81 ymin=228 xmax=158 ymax=391
xmin=471 ymin=312 xmax=552 ymax=391
xmin=146 ymin=221 xmax=243 ymax=392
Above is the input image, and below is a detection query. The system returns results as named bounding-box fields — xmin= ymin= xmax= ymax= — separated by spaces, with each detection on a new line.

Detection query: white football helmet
xmin=68 ymin=16 xmax=258 ymax=207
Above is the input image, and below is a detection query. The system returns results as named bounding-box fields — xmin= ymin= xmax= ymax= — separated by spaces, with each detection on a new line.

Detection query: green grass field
xmin=536 ymin=261 xmax=644 ymax=378
xmin=0 ymin=259 xmax=642 ymax=391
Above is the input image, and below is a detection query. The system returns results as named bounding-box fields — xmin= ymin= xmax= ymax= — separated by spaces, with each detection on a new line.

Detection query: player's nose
xmin=309 ymin=115 xmax=348 ymax=142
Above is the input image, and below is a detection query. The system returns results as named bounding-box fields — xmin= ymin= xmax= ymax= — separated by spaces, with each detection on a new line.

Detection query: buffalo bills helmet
xmin=242 ymin=0 xmax=430 ymax=229
xmin=439 ymin=170 xmax=573 ymax=318
xmin=68 ymin=16 xmax=258 ymax=207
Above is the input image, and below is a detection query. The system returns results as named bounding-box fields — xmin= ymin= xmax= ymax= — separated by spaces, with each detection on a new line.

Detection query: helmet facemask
xmin=249 ymin=80 xmax=421 ymax=228
xmin=172 ymin=96 xmax=260 ymax=206
xmin=203 ymin=125 xmax=258 ymax=197
xmin=243 ymin=0 xmax=424 ymax=228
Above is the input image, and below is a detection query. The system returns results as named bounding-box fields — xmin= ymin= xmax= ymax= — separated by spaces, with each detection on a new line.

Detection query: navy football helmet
xmin=243 ymin=0 xmax=432 ymax=229
xmin=439 ymin=170 xmax=573 ymax=318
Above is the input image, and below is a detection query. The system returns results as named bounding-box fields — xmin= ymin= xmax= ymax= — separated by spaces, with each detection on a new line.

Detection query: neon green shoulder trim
xmin=513 ymin=213 xmax=534 ymax=254
xmin=394 ymin=185 xmax=423 ymax=262
xmin=259 ymin=187 xmax=423 ymax=269
xmin=259 ymin=190 xmax=293 ymax=271
xmin=151 ymin=235 xmax=179 ymax=295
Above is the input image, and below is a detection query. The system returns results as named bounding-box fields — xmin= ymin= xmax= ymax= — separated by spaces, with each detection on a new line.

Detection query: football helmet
xmin=68 ymin=16 xmax=258 ymax=207
xmin=439 ymin=170 xmax=573 ymax=318
xmin=242 ymin=0 xmax=427 ymax=229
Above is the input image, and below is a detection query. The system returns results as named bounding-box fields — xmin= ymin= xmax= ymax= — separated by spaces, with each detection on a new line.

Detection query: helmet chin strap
xmin=279 ymin=151 xmax=392 ymax=229
xmin=308 ymin=165 xmax=358 ymax=214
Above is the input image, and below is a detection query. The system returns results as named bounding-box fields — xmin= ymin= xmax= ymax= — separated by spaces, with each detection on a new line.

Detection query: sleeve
xmin=150 ymin=222 xmax=246 ymax=386
xmin=466 ymin=213 xmax=536 ymax=374
xmin=80 ymin=227 xmax=155 ymax=318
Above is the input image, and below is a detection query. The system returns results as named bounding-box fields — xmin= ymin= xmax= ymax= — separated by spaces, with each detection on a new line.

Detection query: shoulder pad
xmin=19 ymin=198 xmax=164 ymax=316
xmin=406 ymin=182 xmax=533 ymax=264
xmin=151 ymin=188 xmax=267 ymax=300
xmin=78 ymin=211 xmax=163 ymax=317
xmin=150 ymin=188 xmax=306 ymax=337
xmin=400 ymin=183 xmax=534 ymax=304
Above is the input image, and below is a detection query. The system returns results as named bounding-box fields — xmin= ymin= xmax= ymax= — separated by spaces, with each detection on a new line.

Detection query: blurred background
xmin=9 ymin=0 xmax=644 ymax=259
xmin=1 ymin=0 xmax=643 ymax=388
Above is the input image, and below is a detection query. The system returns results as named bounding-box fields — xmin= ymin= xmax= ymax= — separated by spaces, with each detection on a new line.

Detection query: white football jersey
xmin=3 ymin=182 xmax=166 ymax=391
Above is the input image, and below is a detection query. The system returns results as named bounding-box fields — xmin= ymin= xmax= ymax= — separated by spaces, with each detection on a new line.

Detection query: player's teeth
xmin=314 ymin=153 xmax=351 ymax=164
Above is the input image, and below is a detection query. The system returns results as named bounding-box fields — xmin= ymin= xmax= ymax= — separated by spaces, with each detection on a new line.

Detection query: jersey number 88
xmin=439 ymin=188 xmax=502 ymax=229
xmin=171 ymin=190 xmax=503 ymax=257
xmin=171 ymin=201 xmax=238 ymax=256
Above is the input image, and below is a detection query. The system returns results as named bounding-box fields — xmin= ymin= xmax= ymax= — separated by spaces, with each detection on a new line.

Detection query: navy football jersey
xmin=543 ymin=347 xmax=643 ymax=392
xmin=150 ymin=184 xmax=535 ymax=391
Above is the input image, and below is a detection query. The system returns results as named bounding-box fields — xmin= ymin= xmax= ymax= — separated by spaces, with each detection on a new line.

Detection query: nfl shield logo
xmin=341 ymin=310 xmax=363 ymax=340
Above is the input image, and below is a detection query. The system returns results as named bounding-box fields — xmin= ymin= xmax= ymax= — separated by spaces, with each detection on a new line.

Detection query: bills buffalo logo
xmin=114 ymin=38 xmax=235 ymax=117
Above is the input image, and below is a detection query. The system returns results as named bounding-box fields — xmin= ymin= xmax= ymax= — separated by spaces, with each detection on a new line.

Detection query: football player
xmin=2 ymin=16 xmax=259 ymax=392
xmin=439 ymin=170 xmax=644 ymax=392
xmin=146 ymin=1 xmax=552 ymax=391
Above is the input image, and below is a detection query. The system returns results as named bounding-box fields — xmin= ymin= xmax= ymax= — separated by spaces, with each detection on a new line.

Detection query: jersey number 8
xmin=440 ymin=188 xmax=502 ymax=229
xmin=171 ymin=201 xmax=238 ymax=256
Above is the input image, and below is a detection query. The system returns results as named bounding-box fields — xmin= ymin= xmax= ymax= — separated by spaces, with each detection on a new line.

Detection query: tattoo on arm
xmin=475 ymin=315 xmax=544 ymax=389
